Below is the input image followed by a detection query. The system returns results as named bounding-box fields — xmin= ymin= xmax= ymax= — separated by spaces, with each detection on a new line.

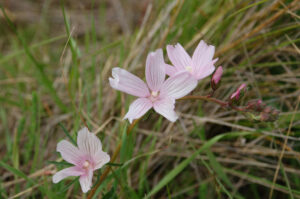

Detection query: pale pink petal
xmin=109 ymin=67 xmax=150 ymax=97
xmin=57 ymin=140 xmax=82 ymax=165
xmin=52 ymin=166 xmax=84 ymax=183
xmin=153 ymin=98 xmax=178 ymax=122
xmin=192 ymin=40 xmax=215 ymax=66
xmin=165 ymin=64 xmax=178 ymax=76
xmin=77 ymin=127 xmax=102 ymax=156
xmin=93 ymin=150 xmax=110 ymax=170
xmin=145 ymin=49 xmax=165 ymax=91
xmin=160 ymin=72 xmax=197 ymax=99
xmin=79 ymin=169 xmax=93 ymax=193
xmin=192 ymin=40 xmax=216 ymax=79
xmin=195 ymin=62 xmax=215 ymax=80
xmin=167 ymin=43 xmax=192 ymax=70
xmin=124 ymin=98 xmax=152 ymax=123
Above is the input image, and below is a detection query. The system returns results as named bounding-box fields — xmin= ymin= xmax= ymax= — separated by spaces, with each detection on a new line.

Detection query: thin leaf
xmin=59 ymin=123 xmax=77 ymax=146
xmin=48 ymin=161 xmax=73 ymax=167
xmin=144 ymin=132 xmax=253 ymax=199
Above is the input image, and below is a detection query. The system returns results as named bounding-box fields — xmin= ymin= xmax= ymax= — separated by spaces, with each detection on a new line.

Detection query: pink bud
xmin=247 ymin=99 xmax=265 ymax=112
xmin=237 ymin=83 xmax=247 ymax=91
xmin=259 ymin=107 xmax=280 ymax=122
xmin=230 ymin=83 xmax=247 ymax=103
xmin=230 ymin=90 xmax=240 ymax=101
xmin=263 ymin=106 xmax=272 ymax=113
xmin=255 ymin=105 xmax=280 ymax=122
xmin=211 ymin=66 xmax=223 ymax=90
xmin=260 ymin=112 xmax=269 ymax=122
xmin=257 ymin=99 xmax=262 ymax=105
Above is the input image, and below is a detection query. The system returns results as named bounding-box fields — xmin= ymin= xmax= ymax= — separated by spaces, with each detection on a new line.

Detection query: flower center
xmin=83 ymin=160 xmax=90 ymax=169
xmin=149 ymin=91 xmax=160 ymax=102
xmin=151 ymin=91 xmax=159 ymax=97
xmin=185 ymin=66 xmax=193 ymax=72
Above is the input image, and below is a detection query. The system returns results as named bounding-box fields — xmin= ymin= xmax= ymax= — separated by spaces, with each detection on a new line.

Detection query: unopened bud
xmin=230 ymin=83 xmax=247 ymax=103
xmin=247 ymin=99 xmax=265 ymax=112
xmin=211 ymin=66 xmax=223 ymax=90
xmin=259 ymin=106 xmax=280 ymax=122
xmin=260 ymin=112 xmax=269 ymax=122
xmin=263 ymin=106 xmax=272 ymax=114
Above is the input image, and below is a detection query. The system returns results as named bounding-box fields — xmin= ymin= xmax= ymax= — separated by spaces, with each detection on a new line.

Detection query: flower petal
xmin=195 ymin=62 xmax=215 ymax=80
xmin=52 ymin=166 xmax=84 ymax=183
xmin=165 ymin=64 xmax=178 ymax=76
xmin=192 ymin=40 xmax=216 ymax=79
xmin=79 ymin=169 xmax=93 ymax=193
xmin=160 ymin=72 xmax=197 ymax=99
xmin=109 ymin=67 xmax=150 ymax=97
xmin=153 ymin=98 xmax=178 ymax=122
xmin=167 ymin=43 xmax=192 ymax=70
xmin=93 ymin=150 xmax=110 ymax=170
xmin=77 ymin=127 xmax=102 ymax=156
xmin=145 ymin=49 xmax=166 ymax=91
xmin=124 ymin=98 xmax=152 ymax=123
xmin=57 ymin=140 xmax=82 ymax=165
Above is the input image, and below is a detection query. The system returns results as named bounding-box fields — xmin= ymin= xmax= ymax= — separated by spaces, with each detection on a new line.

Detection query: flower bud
xmin=260 ymin=112 xmax=270 ymax=122
xmin=263 ymin=106 xmax=272 ymax=114
xmin=246 ymin=99 xmax=265 ymax=112
xmin=229 ymin=83 xmax=247 ymax=103
xmin=211 ymin=66 xmax=223 ymax=90
xmin=259 ymin=106 xmax=280 ymax=122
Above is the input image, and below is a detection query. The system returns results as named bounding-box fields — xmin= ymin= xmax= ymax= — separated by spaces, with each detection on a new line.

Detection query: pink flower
xmin=109 ymin=49 xmax=197 ymax=123
xmin=165 ymin=40 xmax=218 ymax=80
xmin=52 ymin=127 xmax=110 ymax=193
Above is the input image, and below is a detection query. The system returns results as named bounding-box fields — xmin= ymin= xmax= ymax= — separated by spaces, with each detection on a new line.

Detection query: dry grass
xmin=0 ymin=0 xmax=300 ymax=198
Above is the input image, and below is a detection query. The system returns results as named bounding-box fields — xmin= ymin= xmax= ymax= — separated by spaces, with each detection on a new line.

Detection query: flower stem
xmin=88 ymin=95 xmax=244 ymax=198
xmin=178 ymin=95 xmax=227 ymax=106
xmin=178 ymin=95 xmax=247 ymax=112
xmin=87 ymin=119 xmax=140 ymax=199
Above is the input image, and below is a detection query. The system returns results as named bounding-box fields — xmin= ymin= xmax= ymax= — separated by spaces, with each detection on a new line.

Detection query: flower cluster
xmin=52 ymin=39 xmax=279 ymax=195
xmin=109 ymin=40 xmax=217 ymax=123
xmin=245 ymin=100 xmax=280 ymax=122
xmin=53 ymin=40 xmax=218 ymax=193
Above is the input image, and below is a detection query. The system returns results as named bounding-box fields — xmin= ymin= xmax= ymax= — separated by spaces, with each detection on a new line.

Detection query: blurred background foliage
xmin=0 ymin=0 xmax=299 ymax=198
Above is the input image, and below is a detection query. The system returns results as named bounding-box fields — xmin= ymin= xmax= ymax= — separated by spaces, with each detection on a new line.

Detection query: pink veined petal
xmin=192 ymin=40 xmax=216 ymax=78
xmin=165 ymin=64 xmax=178 ymax=77
xmin=167 ymin=43 xmax=192 ymax=71
xmin=77 ymin=127 xmax=102 ymax=156
xmin=52 ymin=166 xmax=84 ymax=183
xmin=79 ymin=169 xmax=93 ymax=193
xmin=160 ymin=72 xmax=198 ymax=99
xmin=109 ymin=67 xmax=150 ymax=97
xmin=145 ymin=49 xmax=166 ymax=91
xmin=124 ymin=98 xmax=152 ymax=123
xmin=93 ymin=150 xmax=110 ymax=170
xmin=195 ymin=62 xmax=216 ymax=80
xmin=57 ymin=140 xmax=82 ymax=165
xmin=153 ymin=98 xmax=178 ymax=122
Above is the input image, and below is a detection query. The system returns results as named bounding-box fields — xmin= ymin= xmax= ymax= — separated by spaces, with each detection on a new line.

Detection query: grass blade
xmin=58 ymin=123 xmax=77 ymax=146
xmin=144 ymin=132 xmax=253 ymax=199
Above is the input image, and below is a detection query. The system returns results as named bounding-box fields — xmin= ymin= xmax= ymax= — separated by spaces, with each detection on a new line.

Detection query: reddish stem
xmin=178 ymin=95 xmax=247 ymax=112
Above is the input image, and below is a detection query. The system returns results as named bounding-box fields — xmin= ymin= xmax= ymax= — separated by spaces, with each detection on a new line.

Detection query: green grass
xmin=0 ymin=0 xmax=300 ymax=198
